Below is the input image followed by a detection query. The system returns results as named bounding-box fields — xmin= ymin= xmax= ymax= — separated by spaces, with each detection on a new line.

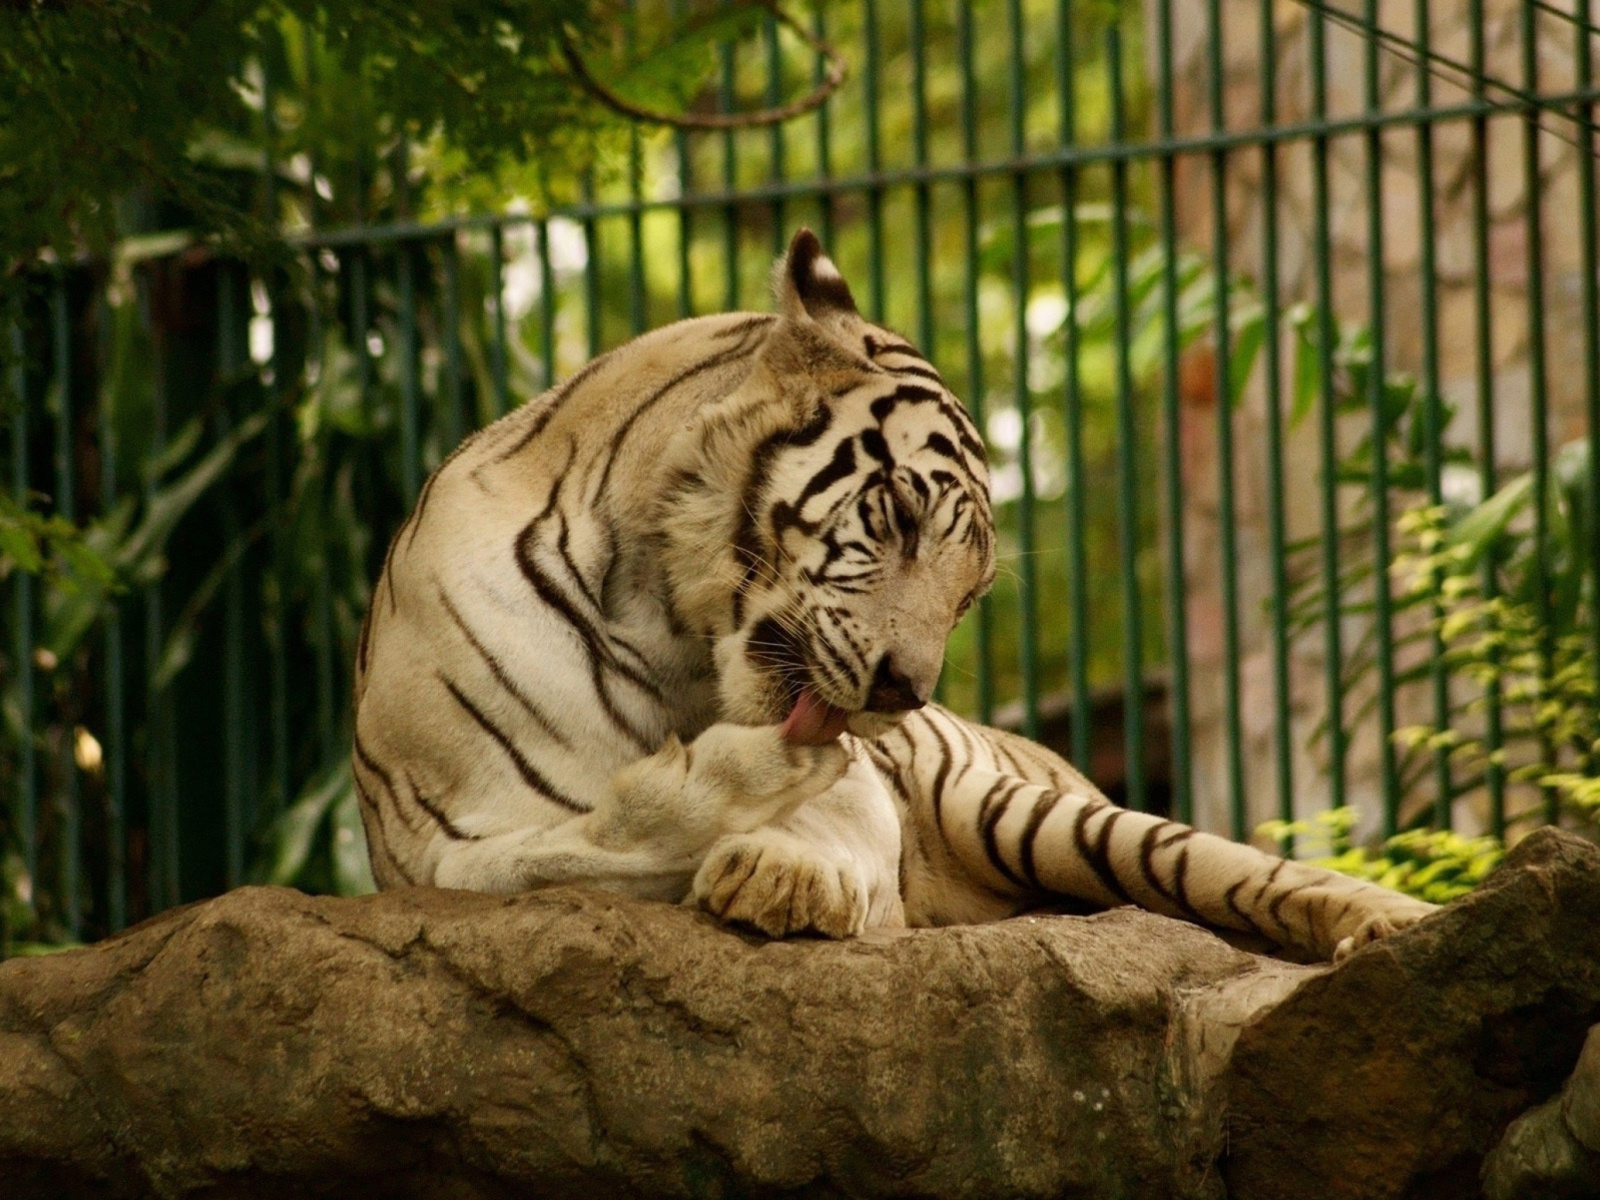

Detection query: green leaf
xmin=1445 ymin=471 xmax=1533 ymax=568
xmin=268 ymin=763 xmax=350 ymax=888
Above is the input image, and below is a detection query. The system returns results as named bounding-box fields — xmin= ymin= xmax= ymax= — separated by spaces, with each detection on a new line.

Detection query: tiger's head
xmin=659 ymin=230 xmax=995 ymax=742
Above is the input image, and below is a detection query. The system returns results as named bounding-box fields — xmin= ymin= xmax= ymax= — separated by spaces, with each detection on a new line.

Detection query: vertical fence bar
xmin=1258 ymin=0 xmax=1292 ymax=844
xmin=489 ymin=225 xmax=511 ymax=418
xmin=264 ymin=265 xmax=289 ymax=835
xmin=1154 ymin=0 xmax=1193 ymax=822
xmin=97 ymin=296 xmax=126 ymax=930
xmin=813 ymin=4 xmax=835 ymax=249
xmin=1580 ymin=0 xmax=1600 ymax=744
xmin=1363 ymin=0 xmax=1399 ymax=837
xmin=677 ymin=140 xmax=695 ymax=321
xmin=671 ymin=0 xmax=694 ymax=319
xmin=911 ymin=0 xmax=936 ymax=705
xmin=397 ymin=240 xmax=420 ymax=508
xmin=629 ymin=5 xmax=649 ymax=336
xmin=217 ymin=264 xmax=247 ymax=888
xmin=1520 ymin=0 xmax=1555 ymax=825
xmin=910 ymin=0 xmax=931 ymax=357
xmin=261 ymin=60 xmax=289 ymax=841
xmin=537 ymin=219 xmax=556 ymax=393
xmin=583 ymin=173 xmax=602 ymax=358
xmin=1009 ymin=0 xmax=1040 ymax=740
xmin=1059 ymin=0 xmax=1092 ymax=772
xmin=51 ymin=271 xmax=80 ymax=937
xmin=1415 ymin=0 xmax=1453 ymax=829
xmin=141 ymin=273 xmax=177 ymax=910
xmin=442 ymin=237 xmax=466 ymax=449
xmin=627 ymin=11 xmax=646 ymax=339
xmin=1204 ymin=0 xmax=1244 ymax=836
xmin=721 ymin=12 xmax=740 ymax=311
xmin=10 ymin=321 xmax=37 ymax=912
xmin=863 ymin=0 xmax=885 ymax=323
xmin=308 ymin=258 xmax=337 ymax=771
xmin=396 ymin=140 xmax=420 ymax=508
xmin=958 ymin=0 xmax=993 ymax=725
xmin=1309 ymin=0 xmax=1346 ymax=810
xmin=1109 ymin=27 xmax=1145 ymax=811
xmin=1469 ymin=0 xmax=1505 ymax=834
xmin=766 ymin=9 xmax=788 ymax=260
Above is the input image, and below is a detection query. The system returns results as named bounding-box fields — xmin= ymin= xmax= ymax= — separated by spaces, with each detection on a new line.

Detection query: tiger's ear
xmin=775 ymin=228 xmax=860 ymax=323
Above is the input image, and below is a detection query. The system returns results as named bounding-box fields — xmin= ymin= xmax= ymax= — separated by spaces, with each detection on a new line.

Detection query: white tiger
xmin=351 ymin=229 xmax=1435 ymax=961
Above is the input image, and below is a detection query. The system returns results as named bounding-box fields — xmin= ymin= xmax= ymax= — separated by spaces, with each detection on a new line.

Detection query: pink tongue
xmin=780 ymin=689 xmax=851 ymax=746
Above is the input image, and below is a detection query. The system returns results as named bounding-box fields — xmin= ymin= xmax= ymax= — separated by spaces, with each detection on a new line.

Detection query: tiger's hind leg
xmin=916 ymin=765 xmax=1434 ymax=961
xmin=886 ymin=711 xmax=1435 ymax=961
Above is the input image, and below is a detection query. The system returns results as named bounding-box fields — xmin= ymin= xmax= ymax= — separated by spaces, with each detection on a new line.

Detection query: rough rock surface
xmin=1480 ymin=1024 xmax=1600 ymax=1200
xmin=1223 ymin=828 xmax=1600 ymax=1200
xmin=1 ymin=828 xmax=1598 ymax=1200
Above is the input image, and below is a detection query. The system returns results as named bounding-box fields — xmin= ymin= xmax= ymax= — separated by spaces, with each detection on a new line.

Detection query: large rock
xmin=1223 ymin=827 xmax=1600 ymax=1200
xmin=1 ymin=828 xmax=1598 ymax=1200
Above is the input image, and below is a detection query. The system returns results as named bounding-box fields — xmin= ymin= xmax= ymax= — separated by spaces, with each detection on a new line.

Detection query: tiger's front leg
xmin=690 ymin=744 xmax=905 ymax=938
xmin=431 ymin=722 xmax=847 ymax=896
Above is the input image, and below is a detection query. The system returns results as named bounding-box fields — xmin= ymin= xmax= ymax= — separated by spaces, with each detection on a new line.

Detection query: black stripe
xmin=592 ymin=320 xmax=772 ymax=502
xmin=554 ymin=510 xmax=604 ymax=615
xmin=437 ymin=585 xmax=573 ymax=750
xmin=1137 ymin=823 xmax=1202 ymax=920
xmin=515 ymin=520 xmax=664 ymax=742
xmin=439 ymin=674 xmax=591 ymax=813
xmin=1173 ymin=842 xmax=1193 ymax=918
xmin=890 ymin=362 xmax=943 ymax=384
xmin=353 ymin=775 xmax=417 ymax=887
xmin=403 ymin=769 xmax=482 ymax=841
xmin=1224 ymin=879 xmax=1268 ymax=938
xmin=1263 ymin=860 xmax=1297 ymax=939
xmin=809 ymin=622 xmax=863 ymax=692
xmin=404 ymin=465 xmax=444 ymax=550
xmin=352 ymin=733 xmax=424 ymax=835
xmin=1018 ymin=787 xmax=1063 ymax=890
xmin=978 ymin=777 xmax=1029 ymax=888
xmin=946 ymin=715 xmax=983 ymax=791
xmin=777 ymin=436 xmax=857 ymax=530
xmin=926 ymin=714 xmax=957 ymax=842
xmin=733 ymin=403 xmax=836 ymax=624
xmin=488 ymin=345 xmax=621 ymax=467
xmin=356 ymin=602 xmax=375 ymax=676
xmin=1073 ymin=803 xmax=1133 ymax=904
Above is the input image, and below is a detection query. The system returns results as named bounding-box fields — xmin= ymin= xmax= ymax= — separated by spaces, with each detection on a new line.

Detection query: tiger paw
xmin=692 ymin=827 xmax=869 ymax=939
xmin=1330 ymin=894 xmax=1438 ymax=963
xmin=689 ymin=722 xmax=849 ymax=836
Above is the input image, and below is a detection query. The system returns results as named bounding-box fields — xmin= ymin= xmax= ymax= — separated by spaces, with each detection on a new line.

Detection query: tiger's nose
xmin=865 ymin=655 xmax=928 ymax=713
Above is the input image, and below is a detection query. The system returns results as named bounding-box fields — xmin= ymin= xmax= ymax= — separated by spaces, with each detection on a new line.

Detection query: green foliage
xmin=0 ymin=0 xmax=795 ymax=265
xmin=1281 ymin=306 xmax=1599 ymax=825
xmin=1389 ymin=445 xmax=1600 ymax=822
xmin=267 ymin=762 xmax=374 ymax=896
xmin=0 ymin=492 xmax=117 ymax=601
xmin=1259 ymin=807 xmax=1504 ymax=904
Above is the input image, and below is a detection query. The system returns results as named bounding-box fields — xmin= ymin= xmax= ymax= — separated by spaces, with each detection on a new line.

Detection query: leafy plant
xmin=1259 ymin=806 xmax=1503 ymax=904
xmin=1389 ymin=441 xmax=1599 ymax=823
xmin=1281 ymin=307 xmax=1599 ymax=830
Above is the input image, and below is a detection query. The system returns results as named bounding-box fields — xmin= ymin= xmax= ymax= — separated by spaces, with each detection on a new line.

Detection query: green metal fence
xmin=5 ymin=0 xmax=1599 ymax=949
